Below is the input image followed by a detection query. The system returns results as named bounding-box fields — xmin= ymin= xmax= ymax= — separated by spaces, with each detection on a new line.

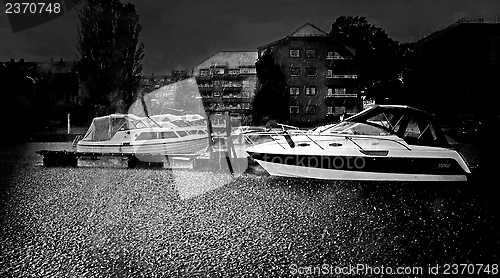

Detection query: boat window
xmin=323 ymin=122 xmax=389 ymax=136
xmin=366 ymin=112 xmax=403 ymax=132
xmin=176 ymin=131 xmax=188 ymax=137
xmin=136 ymin=132 xmax=156 ymax=140
xmin=172 ymin=120 xmax=190 ymax=127
xmin=404 ymin=118 xmax=421 ymax=138
xmin=130 ymin=120 xmax=148 ymax=129
xmin=403 ymin=118 xmax=438 ymax=144
xmin=348 ymin=123 xmax=390 ymax=135
xmin=322 ymin=122 xmax=353 ymax=133
xmin=192 ymin=119 xmax=205 ymax=126
xmin=118 ymin=121 xmax=129 ymax=131
xmin=112 ymin=118 xmax=128 ymax=132
xmin=161 ymin=132 xmax=178 ymax=139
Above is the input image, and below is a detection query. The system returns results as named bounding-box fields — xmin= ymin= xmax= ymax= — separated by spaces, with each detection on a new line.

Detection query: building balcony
xmin=198 ymin=86 xmax=214 ymax=91
xmin=325 ymin=96 xmax=359 ymax=106
xmin=221 ymin=86 xmax=242 ymax=91
xmin=326 ymin=56 xmax=353 ymax=60
xmin=326 ymin=52 xmax=353 ymax=60
xmin=206 ymin=106 xmax=248 ymax=113
xmin=221 ymin=95 xmax=243 ymax=99
xmin=327 ymin=74 xmax=358 ymax=79
xmin=326 ymin=94 xmax=358 ymax=98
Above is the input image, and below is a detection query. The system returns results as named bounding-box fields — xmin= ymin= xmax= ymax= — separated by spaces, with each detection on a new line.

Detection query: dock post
xmin=67 ymin=113 xmax=71 ymax=134
xmin=40 ymin=150 xmax=77 ymax=167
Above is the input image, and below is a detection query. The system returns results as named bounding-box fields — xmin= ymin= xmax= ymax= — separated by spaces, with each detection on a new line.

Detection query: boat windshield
xmin=171 ymin=120 xmax=191 ymax=127
xmin=129 ymin=118 xmax=157 ymax=129
xmin=321 ymin=122 xmax=391 ymax=136
xmin=341 ymin=105 xmax=450 ymax=147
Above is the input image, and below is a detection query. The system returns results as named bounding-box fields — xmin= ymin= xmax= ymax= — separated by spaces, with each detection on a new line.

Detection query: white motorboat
xmin=76 ymin=114 xmax=208 ymax=155
xmin=246 ymin=105 xmax=472 ymax=181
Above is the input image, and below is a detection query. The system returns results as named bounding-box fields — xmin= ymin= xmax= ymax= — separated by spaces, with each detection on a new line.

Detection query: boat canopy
xmin=81 ymin=114 xmax=148 ymax=142
xmin=338 ymin=105 xmax=450 ymax=148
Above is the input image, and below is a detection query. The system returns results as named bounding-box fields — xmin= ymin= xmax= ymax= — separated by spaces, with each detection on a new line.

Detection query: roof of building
xmin=192 ymin=51 xmax=258 ymax=71
xmin=416 ymin=17 xmax=500 ymax=44
xmin=257 ymin=23 xmax=332 ymax=50
xmin=290 ymin=23 xmax=327 ymax=37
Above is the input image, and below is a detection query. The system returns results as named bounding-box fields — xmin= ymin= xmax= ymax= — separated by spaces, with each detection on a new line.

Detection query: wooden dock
xmin=36 ymin=143 xmax=255 ymax=172
xmin=36 ymin=112 xmax=257 ymax=172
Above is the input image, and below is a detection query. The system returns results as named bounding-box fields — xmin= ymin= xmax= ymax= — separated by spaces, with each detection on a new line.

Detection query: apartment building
xmin=257 ymin=23 xmax=359 ymax=125
xmin=191 ymin=51 xmax=258 ymax=119
xmin=412 ymin=18 xmax=500 ymax=121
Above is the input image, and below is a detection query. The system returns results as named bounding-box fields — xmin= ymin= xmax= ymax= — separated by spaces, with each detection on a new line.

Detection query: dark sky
xmin=1 ymin=0 xmax=499 ymax=75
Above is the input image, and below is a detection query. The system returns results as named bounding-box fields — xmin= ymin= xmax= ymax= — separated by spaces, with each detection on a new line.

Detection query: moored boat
xmin=246 ymin=105 xmax=472 ymax=181
xmin=76 ymin=114 xmax=208 ymax=155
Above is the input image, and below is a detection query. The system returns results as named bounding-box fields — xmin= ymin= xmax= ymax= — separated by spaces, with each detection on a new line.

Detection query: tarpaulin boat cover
xmin=81 ymin=114 xmax=140 ymax=142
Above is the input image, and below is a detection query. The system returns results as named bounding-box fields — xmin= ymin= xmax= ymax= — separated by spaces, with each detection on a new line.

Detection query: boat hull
xmin=253 ymin=159 xmax=468 ymax=181
xmin=246 ymin=136 xmax=471 ymax=182
xmin=77 ymin=137 xmax=208 ymax=155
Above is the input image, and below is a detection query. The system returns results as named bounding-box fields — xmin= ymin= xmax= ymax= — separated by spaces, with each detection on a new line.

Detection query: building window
xmin=327 ymin=51 xmax=334 ymax=59
xmin=327 ymin=70 xmax=333 ymax=78
xmin=305 ymin=86 xmax=316 ymax=96
xmin=327 ymin=106 xmax=334 ymax=115
xmin=306 ymin=67 xmax=317 ymax=77
xmin=335 ymin=88 xmax=346 ymax=95
xmin=289 ymin=49 xmax=300 ymax=58
xmin=240 ymin=67 xmax=256 ymax=74
xmin=290 ymin=106 xmax=299 ymax=114
xmin=242 ymin=102 xmax=250 ymax=109
xmin=306 ymin=49 xmax=316 ymax=58
xmin=200 ymin=69 xmax=209 ymax=76
xmin=305 ymin=105 xmax=316 ymax=115
xmin=335 ymin=106 xmax=346 ymax=115
xmin=242 ymin=91 xmax=250 ymax=98
xmin=214 ymin=68 xmax=225 ymax=75
xmin=289 ymin=87 xmax=300 ymax=95
xmin=289 ymin=67 xmax=300 ymax=76
xmin=213 ymin=91 xmax=221 ymax=97
xmin=228 ymin=69 xmax=240 ymax=75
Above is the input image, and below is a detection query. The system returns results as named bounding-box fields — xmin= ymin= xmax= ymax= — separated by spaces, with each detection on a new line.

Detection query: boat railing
xmin=243 ymin=130 xmax=412 ymax=151
xmin=277 ymin=123 xmax=301 ymax=131
xmin=242 ymin=130 xmax=288 ymax=149
xmin=72 ymin=135 xmax=83 ymax=148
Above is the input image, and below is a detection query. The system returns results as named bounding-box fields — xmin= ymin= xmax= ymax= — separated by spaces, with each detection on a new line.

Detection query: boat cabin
xmin=81 ymin=114 xmax=155 ymax=142
xmin=338 ymin=105 xmax=450 ymax=148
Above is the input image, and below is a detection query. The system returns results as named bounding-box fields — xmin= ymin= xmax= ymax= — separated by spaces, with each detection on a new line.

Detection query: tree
xmin=329 ymin=16 xmax=412 ymax=103
xmin=76 ymin=0 xmax=144 ymax=115
xmin=251 ymin=48 xmax=288 ymax=125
